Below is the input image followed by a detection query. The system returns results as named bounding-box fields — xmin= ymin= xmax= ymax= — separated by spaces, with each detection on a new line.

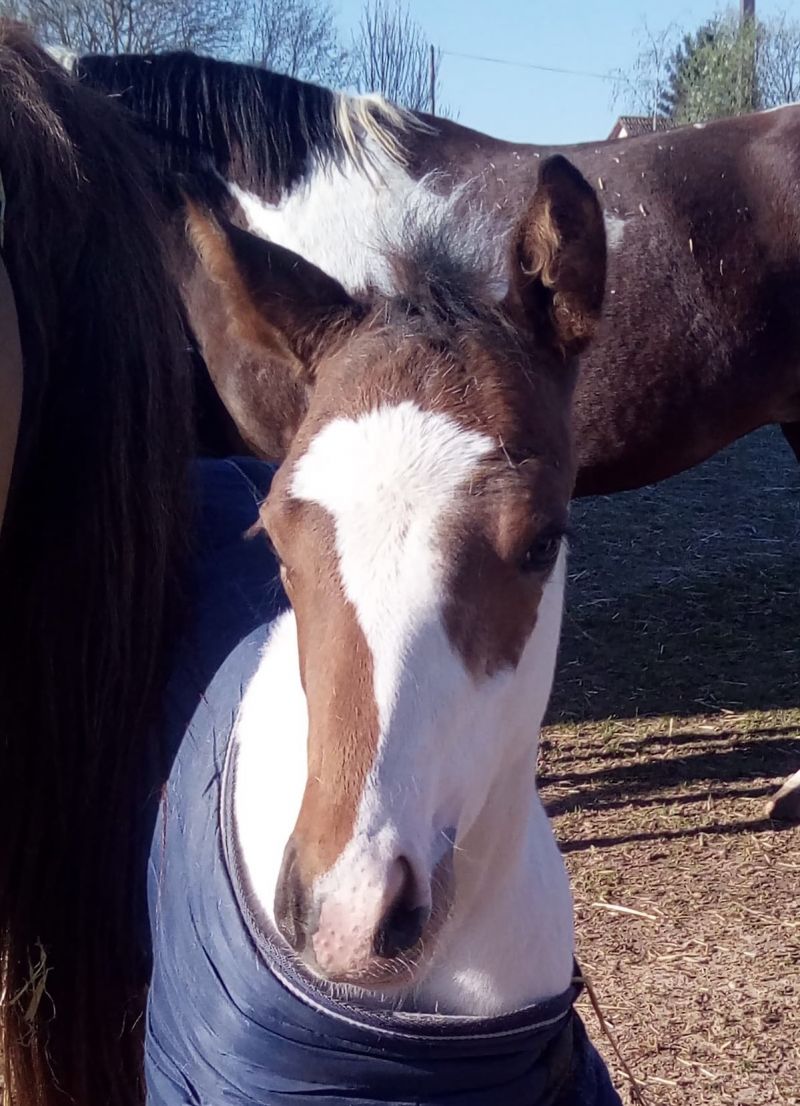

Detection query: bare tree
xmin=245 ymin=0 xmax=347 ymax=84
xmin=350 ymin=0 xmax=439 ymax=112
xmin=18 ymin=0 xmax=241 ymax=54
xmin=758 ymin=13 xmax=800 ymax=107
xmin=611 ymin=19 xmax=681 ymax=125
xmin=0 ymin=0 xmax=24 ymax=19
xmin=616 ymin=8 xmax=800 ymax=127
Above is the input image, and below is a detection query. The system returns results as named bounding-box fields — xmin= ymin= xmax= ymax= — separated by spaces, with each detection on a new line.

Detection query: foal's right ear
xmin=186 ymin=201 xmax=363 ymax=381
xmin=503 ymin=155 xmax=606 ymax=360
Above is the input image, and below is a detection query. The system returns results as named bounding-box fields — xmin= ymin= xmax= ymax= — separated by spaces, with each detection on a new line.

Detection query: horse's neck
xmin=233 ymin=610 xmax=574 ymax=1017
xmin=228 ymin=133 xmax=536 ymax=298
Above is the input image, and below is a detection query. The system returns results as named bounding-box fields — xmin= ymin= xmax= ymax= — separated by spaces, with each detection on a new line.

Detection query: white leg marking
xmin=766 ymin=767 xmax=800 ymax=820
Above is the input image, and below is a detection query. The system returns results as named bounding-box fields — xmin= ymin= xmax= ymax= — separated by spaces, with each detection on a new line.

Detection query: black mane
xmin=76 ymin=51 xmax=345 ymax=196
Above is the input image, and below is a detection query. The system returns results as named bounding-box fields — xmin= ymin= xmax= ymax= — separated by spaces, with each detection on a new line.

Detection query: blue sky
xmin=337 ymin=0 xmax=788 ymax=144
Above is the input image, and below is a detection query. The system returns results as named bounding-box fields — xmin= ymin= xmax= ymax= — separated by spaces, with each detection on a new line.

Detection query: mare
xmin=0 ymin=23 xmax=194 ymax=1106
xmin=159 ymin=150 xmax=620 ymax=1102
xmin=73 ymin=50 xmax=800 ymax=497
xmin=71 ymin=52 xmax=800 ymax=819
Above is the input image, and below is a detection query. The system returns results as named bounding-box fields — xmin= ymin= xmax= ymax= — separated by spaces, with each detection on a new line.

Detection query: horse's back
xmin=568 ymin=107 xmax=800 ymax=494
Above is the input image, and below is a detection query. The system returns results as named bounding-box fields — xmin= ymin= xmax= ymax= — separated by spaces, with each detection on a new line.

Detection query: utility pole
xmin=740 ymin=0 xmax=756 ymax=112
xmin=429 ymin=44 xmax=436 ymax=116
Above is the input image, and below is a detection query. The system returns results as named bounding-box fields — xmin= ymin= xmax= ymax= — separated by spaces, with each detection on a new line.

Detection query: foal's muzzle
xmin=274 ymin=841 xmax=441 ymax=984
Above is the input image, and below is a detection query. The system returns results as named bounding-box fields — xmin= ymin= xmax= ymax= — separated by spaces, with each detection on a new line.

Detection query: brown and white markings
xmin=74 ymin=52 xmax=800 ymax=820
xmin=187 ymin=154 xmax=607 ymax=1012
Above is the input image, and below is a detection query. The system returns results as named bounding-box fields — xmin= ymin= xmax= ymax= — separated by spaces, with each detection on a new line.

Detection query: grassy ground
xmin=540 ymin=426 xmax=800 ymax=1105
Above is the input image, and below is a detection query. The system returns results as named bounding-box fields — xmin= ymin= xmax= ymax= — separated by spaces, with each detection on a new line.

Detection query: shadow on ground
xmin=541 ymin=729 xmax=800 ymax=817
xmin=549 ymin=427 xmax=800 ymax=722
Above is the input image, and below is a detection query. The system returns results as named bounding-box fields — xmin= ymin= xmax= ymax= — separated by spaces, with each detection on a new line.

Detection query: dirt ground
xmin=540 ymin=426 xmax=800 ymax=1106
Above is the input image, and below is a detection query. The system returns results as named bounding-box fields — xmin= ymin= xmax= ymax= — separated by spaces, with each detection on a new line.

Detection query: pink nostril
xmin=373 ymin=856 xmax=430 ymax=959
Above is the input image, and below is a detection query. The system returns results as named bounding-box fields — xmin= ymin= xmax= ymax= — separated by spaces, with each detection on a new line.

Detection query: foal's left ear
xmin=503 ymin=155 xmax=606 ymax=359
xmin=186 ymin=200 xmax=363 ymax=379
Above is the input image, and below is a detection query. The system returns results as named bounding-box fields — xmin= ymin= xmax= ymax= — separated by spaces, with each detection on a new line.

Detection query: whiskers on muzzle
xmin=274 ymin=835 xmax=456 ymax=989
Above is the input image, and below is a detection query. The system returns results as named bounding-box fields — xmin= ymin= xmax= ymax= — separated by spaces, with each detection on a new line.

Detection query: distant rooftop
xmin=608 ymin=115 xmax=676 ymax=140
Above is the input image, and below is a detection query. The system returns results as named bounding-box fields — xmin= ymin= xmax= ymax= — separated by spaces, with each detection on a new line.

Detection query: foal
xmin=160 ymin=154 xmax=620 ymax=1103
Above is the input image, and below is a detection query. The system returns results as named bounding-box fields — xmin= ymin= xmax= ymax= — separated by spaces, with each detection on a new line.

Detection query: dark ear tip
xmin=539 ymin=154 xmax=595 ymax=198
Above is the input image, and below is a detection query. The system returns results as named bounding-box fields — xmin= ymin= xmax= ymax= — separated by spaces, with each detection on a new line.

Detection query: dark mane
xmin=0 ymin=22 xmax=193 ymax=1106
xmin=76 ymin=51 xmax=353 ymax=196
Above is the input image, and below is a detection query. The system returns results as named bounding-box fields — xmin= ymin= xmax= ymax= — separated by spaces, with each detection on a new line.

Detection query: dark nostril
xmin=374 ymin=857 xmax=430 ymax=959
xmin=274 ymin=842 xmax=308 ymax=953
xmin=375 ymin=903 xmax=428 ymax=959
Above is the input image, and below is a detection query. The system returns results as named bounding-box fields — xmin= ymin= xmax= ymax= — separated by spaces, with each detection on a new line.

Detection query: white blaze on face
xmin=291 ymin=403 xmax=495 ymax=933
xmin=291 ymin=402 xmax=493 ymax=734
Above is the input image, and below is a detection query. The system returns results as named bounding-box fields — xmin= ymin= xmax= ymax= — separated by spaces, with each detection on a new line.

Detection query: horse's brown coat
xmin=77 ymin=51 xmax=800 ymax=493
xmin=405 ymin=107 xmax=800 ymax=493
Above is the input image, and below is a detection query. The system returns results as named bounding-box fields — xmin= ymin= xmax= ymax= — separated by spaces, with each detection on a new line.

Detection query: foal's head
xmin=189 ymin=156 xmax=605 ymax=990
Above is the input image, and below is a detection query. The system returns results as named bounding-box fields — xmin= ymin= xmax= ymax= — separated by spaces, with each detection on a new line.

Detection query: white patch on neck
xmin=230 ymin=146 xmax=507 ymax=297
xmin=603 ymin=212 xmax=627 ymax=251
xmin=232 ymin=611 xmax=309 ymax=920
xmin=230 ymin=148 xmax=439 ymax=293
xmin=414 ymin=547 xmax=574 ymax=1014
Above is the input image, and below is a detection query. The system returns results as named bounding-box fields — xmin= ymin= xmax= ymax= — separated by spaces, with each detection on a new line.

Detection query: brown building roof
xmin=608 ymin=115 xmax=675 ymax=140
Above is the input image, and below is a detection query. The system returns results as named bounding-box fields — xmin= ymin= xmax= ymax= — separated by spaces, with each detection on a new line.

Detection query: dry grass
xmin=540 ymin=426 xmax=800 ymax=1105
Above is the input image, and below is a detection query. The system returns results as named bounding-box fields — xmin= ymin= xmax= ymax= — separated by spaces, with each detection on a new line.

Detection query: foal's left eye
xmin=519 ymin=533 xmax=563 ymax=574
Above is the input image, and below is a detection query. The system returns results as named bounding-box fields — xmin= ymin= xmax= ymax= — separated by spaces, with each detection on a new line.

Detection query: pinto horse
xmin=73 ymin=50 xmax=800 ymax=497
xmin=0 ymin=23 xmax=194 ymax=1106
xmin=72 ymin=51 xmax=800 ymax=818
xmin=143 ymin=151 xmax=621 ymax=1105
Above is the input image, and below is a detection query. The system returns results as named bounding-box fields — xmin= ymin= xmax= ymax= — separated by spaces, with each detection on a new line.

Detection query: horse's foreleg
xmin=766 ymin=768 xmax=800 ymax=820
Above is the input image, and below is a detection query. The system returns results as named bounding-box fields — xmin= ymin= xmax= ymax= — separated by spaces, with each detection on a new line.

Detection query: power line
xmin=440 ymin=49 xmax=622 ymax=84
